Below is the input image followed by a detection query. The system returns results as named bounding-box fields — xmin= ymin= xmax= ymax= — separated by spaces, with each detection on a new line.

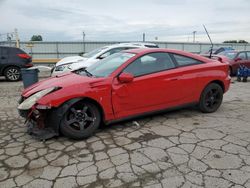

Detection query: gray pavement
xmin=0 ymin=77 xmax=250 ymax=188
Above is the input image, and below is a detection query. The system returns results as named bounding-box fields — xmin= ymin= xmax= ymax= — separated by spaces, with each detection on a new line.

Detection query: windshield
xmin=84 ymin=52 xmax=135 ymax=77
xmin=219 ymin=51 xmax=237 ymax=60
xmin=83 ymin=46 xmax=108 ymax=58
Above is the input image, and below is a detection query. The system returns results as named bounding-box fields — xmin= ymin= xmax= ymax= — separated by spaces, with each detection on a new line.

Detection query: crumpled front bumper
xmin=25 ymin=119 xmax=58 ymax=141
xmin=18 ymin=98 xmax=59 ymax=140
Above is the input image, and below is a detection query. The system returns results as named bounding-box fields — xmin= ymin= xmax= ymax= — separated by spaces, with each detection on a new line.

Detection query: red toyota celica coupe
xmin=18 ymin=48 xmax=231 ymax=140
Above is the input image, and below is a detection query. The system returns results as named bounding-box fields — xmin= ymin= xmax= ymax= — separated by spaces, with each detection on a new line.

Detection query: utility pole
xmin=192 ymin=31 xmax=197 ymax=43
xmin=82 ymin=31 xmax=86 ymax=53
xmin=142 ymin=33 xmax=145 ymax=42
xmin=14 ymin=28 xmax=20 ymax=48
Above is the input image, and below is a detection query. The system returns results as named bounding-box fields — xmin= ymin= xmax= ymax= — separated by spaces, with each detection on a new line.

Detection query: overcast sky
xmin=0 ymin=0 xmax=250 ymax=42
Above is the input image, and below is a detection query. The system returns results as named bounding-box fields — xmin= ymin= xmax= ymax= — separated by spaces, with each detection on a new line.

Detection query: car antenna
xmin=203 ymin=24 xmax=213 ymax=58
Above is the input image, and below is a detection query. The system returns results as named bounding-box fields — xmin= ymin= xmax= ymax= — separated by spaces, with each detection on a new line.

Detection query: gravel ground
xmin=0 ymin=75 xmax=250 ymax=188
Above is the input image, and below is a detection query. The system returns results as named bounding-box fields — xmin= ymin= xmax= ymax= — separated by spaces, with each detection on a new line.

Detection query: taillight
xmin=18 ymin=53 xmax=31 ymax=59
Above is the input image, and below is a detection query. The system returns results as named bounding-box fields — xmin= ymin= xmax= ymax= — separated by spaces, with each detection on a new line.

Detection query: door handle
xmin=167 ymin=77 xmax=180 ymax=81
xmin=170 ymin=78 xmax=179 ymax=81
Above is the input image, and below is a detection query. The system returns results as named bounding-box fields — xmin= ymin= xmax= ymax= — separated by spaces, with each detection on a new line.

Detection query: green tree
xmin=238 ymin=40 xmax=248 ymax=43
xmin=30 ymin=35 xmax=43 ymax=41
xmin=223 ymin=40 xmax=248 ymax=43
xmin=223 ymin=40 xmax=237 ymax=43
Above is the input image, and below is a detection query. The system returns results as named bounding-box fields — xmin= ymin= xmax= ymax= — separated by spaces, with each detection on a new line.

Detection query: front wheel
xmin=199 ymin=83 xmax=223 ymax=113
xmin=60 ymin=101 xmax=101 ymax=139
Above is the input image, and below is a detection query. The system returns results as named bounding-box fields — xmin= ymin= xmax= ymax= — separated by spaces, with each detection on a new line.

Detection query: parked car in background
xmin=206 ymin=47 xmax=234 ymax=55
xmin=0 ymin=46 xmax=32 ymax=81
xmin=18 ymin=48 xmax=230 ymax=140
xmin=217 ymin=50 xmax=250 ymax=75
xmin=51 ymin=42 xmax=159 ymax=76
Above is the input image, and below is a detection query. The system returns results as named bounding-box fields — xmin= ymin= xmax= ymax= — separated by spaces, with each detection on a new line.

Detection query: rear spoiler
xmin=200 ymin=54 xmax=225 ymax=63
xmin=211 ymin=56 xmax=223 ymax=63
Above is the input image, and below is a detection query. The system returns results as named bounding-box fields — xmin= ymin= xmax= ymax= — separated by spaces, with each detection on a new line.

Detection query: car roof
xmin=125 ymin=48 xmax=192 ymax=55
xmin=124 ymin=48 xmax=213 ymax=62
xmin=222 ymin=50 xmax=250 ymax=53
xmin=104 ymin=42 xmax=158 ymax=48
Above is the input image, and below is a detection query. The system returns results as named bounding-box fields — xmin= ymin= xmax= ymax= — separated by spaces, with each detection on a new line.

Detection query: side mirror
xmin=118 ymin=72 xmax=134 ymax=83
xmin=235 ymin=57 xmax=242 ymax=62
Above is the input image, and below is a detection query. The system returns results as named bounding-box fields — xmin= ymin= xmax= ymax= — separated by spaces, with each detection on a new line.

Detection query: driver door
xmin=112 ymin=52 xmax=183 ymax=119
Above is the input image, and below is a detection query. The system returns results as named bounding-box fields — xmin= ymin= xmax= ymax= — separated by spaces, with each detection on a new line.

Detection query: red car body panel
xmin=21 ymin=48 xmax=231 ymax=123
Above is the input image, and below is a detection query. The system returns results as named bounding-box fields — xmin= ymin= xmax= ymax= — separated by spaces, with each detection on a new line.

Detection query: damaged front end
xmin=18 ymin=87 xmax=61 ymax=140
xmin=21 ymin=107 xmax=59 ymax=141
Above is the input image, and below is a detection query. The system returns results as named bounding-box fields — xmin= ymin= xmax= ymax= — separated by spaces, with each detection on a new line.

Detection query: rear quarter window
xmin=1 ymin=47 xmax=9 ymax=56
xmin=172 ymin=54 xmax=203 ymax=67
xmin=10 ymin=48 xmax=25 ymax=54
xmin=237 ymin=52 xmax=247 ymax=60
xmin=246 ymin=52 xmax=250 ymax=60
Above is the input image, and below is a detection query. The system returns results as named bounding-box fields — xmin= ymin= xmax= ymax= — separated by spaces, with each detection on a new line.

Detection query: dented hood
xmin=22 ymin=72 xmax=106 ymax=98
xmin=56 ymin=56 xmax=87 ymax=66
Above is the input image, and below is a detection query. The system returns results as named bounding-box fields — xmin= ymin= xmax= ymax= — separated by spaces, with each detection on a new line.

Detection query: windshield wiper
xmin=73 ymin=67 xmax=93 ymax=77
xmin=83 ymin=69 xmax=93 ymax=77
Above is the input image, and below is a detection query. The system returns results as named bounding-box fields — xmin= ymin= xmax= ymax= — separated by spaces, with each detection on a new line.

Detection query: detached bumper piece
xmin=26 ymin=120 xmax=58 ymax=141
xmin=21 ymin=108 xmax=59 ymax=141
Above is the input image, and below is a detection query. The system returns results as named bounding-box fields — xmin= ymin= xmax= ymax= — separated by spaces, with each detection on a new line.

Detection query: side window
xmin=123 ymin=52 xmax=175 ymax=77
xmin=2 ymin=48 xmax=8 ymax=54
xmin=246 ymin=52 xmax=250 ymax=60
xmin=172 ymin=54 xmax=203 ymax=66
xmin=237 ymin=52 xmax=247 ymax=60
xmin=1 ymin=47 xmax=9 ymax=57
xmin=99 ymin=47 xmax=127 ymax=59
xmin=108 ymin=48 xmax=124 ymax=55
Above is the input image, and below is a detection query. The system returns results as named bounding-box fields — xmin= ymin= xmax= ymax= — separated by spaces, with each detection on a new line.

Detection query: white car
xmin=51 ymin=42 xmax=158 ymax=76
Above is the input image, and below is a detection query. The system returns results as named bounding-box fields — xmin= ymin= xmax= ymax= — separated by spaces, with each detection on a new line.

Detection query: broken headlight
xmin=18 ymin=87 xmax=59 ymax=110
xmin=55 ymin=63 xmax=73 ymax=71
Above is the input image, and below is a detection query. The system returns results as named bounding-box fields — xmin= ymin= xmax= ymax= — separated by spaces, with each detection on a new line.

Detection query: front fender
xmin=36 ymin=83 xmax=115 ymax=121
xmin=45 ymin=98 xmax=83 ymax=135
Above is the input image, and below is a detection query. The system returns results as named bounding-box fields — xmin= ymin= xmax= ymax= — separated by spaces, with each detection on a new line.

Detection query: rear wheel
xmin=60 ymin=101 xmax=101 ymax=139
xmin=199 ymin=83 xmax=223 ymax=113
xmin=4 ymin=66 xmax=21 ymax=81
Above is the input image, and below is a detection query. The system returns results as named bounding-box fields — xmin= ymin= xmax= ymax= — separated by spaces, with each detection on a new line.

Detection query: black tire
xmin=60 ymin=101 xmax=101 ymax=139
xmin=4 ymin=66 xmax=21 ymax=81
xmin=199 ymin=83 xmax=223 ymax=113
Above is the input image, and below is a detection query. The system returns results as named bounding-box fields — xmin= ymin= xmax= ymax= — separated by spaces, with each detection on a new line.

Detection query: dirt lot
xmin=0 ymin=76 xmax=250 ymax=188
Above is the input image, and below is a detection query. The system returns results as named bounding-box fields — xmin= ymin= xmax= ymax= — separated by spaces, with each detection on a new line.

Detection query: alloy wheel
xmin=6 ymin=68 xmax=20 ymax=81
xmin=65 ymin=104 xmax=96 ymax=132
xmin=204 ymin=88 xmax=222 ymax=110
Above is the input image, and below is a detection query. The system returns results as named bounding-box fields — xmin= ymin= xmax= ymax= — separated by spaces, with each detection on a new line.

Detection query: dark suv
xmin=0 ymin=46 xmax=33 ymax=81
